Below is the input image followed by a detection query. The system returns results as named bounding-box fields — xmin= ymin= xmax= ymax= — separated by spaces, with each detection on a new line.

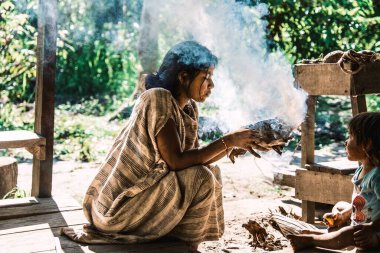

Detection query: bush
xmin=0 ymin=0 xmax=37 ymax=102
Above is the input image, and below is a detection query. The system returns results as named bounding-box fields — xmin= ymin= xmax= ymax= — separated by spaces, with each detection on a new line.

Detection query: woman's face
xmin=345 ymin=133 xmax=366 ymax=161
xmin=187 ymin=67 xmax=215 ymax=102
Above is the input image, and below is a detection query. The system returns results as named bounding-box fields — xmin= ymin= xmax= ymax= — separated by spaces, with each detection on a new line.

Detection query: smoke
xmin=144 ymin=0 xmax=307 ymax=130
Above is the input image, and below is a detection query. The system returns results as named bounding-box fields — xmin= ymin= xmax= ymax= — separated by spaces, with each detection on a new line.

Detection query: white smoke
xmin=146 ymin=0 xmax=307 ymax=130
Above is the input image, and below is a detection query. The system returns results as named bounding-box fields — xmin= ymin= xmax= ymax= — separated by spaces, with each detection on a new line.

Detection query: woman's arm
xmin=156 ymin=118 xmax=268 ymax=170
xmin=203 ymin=147 xmax=233 ymax=165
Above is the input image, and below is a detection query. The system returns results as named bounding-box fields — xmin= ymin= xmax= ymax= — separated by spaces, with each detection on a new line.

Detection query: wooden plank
xmin=0 ymin=224 xmax=188 ymax=253
xmin=295 ymin=169 xmax=353 ymax=205
xmin=0 ymin=197 xmax=39 ymax=208
xmin=295 ymin=62 xmax=380 ymax=96
xmin=0 ymin=130 xmax=46 ymax=149
xmin=33 ymin=0 xmax=58 ymax=197
xmin=0 ymin=209 xmax=87 ymax=235
xmin=273 ymin=169 xmax=295 ymax=187
xmin=35 ymin=247 xmax=359 ymax=253
xmin=69 ymin=242 xmax=188 ymax=253
xmin=305 ymin=160 xmax=357 ymax=175
xmin=351 ymin=61 xmax=380 ymax=95
xmin=301 ymin=200 xmax=315 ymax=224
xmin=301 ymin=96 xmax=316 ymax=167
xmin=350 ymin=95 xmax=367 ymax=116
xmin=0 ymin=225 xmax=57 ymax=253
xmin=295 ymin=63 xmax=352 ymax=95
xmin=0 ymin=196 xmax=81 ymax=220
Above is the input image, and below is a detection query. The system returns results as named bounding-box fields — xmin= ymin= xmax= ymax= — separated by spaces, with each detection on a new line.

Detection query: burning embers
xmin=244 ymin=118 xmax=295 ymax=155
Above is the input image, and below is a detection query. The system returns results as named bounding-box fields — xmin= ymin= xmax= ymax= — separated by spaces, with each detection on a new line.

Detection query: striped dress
xmin=62 ymin=88 xmax=224 ymax=244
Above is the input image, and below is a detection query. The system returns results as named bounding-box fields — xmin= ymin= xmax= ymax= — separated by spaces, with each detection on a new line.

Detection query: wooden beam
xmin=301 ymin=96 xmax=316 ymax=168
xmin=301 ymin=200 xmax=315 ymax=224
xmin=295 ymin=62 xmax=380 ymax=96
xmin=295 ymin=169 xmax=353 ymax=205
xmin=0 ymin=131 xmax=46 ymax=149
xmin=350 ymin=95 xmax=367 ymax=116
xmin=295 ymin=63 xmax=351 ymax=95
xmin=0 ymin=130 xmax=46 ymax=159
xmin=33 ymin=0 xmax=57 ymax=197
xmin=305 ymin=160 xmax=357 ymax=175
xmin=351 ymin=62 xmax=380 ymax=95
xmin=0 ymin=196 xmax=81 ymax=220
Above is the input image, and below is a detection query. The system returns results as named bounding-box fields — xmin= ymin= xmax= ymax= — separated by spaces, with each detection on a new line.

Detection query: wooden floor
xmin=0 ymin=196 xmax=187 ymax=253
xmin=0 ymin=196 xmax=370 ymax=253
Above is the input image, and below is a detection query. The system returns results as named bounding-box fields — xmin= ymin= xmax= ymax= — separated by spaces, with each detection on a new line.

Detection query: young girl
xmin=288 ymin=112 xmax=380 ymax=251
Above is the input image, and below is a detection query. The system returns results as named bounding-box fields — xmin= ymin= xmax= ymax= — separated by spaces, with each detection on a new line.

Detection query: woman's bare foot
xmin=186 ymin=242 xmax=200 ymax=253
xmin=287 ymin=234 xmax=315 ymax=251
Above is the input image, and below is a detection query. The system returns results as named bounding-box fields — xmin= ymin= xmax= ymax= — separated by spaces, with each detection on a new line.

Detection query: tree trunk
xmin=109 ymin=0 xmax=159 ymax=122
xmin=133 ymin=0 xmax=159 ymax=99
xmin=0 ymin=157 xmax=18 ymax=198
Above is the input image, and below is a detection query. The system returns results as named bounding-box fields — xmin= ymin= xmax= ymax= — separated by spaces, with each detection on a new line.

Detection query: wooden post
xmin=300 ymin=95 xmax=317 ymax=223
xmin=350 ymin=95 xmax=367 ymax=116
xmin=32 ymin=0 xmax=57 ymax=197
xmin=301 ymin=96 xmax=317 ymax=168
xmin=0 ymin=157 xmax=18 ymax=198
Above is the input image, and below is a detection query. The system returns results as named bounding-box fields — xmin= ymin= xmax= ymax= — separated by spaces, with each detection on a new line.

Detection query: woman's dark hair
xmin=349 ymin=112 xmax=380 ymax=166
xmin=145 ymin=41 xmax=218 ymax=98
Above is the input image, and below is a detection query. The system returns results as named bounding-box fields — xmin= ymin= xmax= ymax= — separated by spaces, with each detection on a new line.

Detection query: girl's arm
xmin=156 ymin=119 xmax=268 ymax=170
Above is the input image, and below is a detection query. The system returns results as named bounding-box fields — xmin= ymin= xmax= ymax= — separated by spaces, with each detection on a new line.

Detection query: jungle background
xmin=1 ymin=0 xmax=380 ymax=197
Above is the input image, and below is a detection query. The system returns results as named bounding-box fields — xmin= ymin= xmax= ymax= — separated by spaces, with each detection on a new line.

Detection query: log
xmin=0 ymin=157 xmax=18 ymax=198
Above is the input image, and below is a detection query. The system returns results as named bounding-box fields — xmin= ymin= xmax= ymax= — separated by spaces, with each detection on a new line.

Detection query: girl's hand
xmin=353 ymin=223 xmax=379 ymax=249
xmin=226 ymin=128 xmax=271 ymax=158
xmin=323 ymin=212 xmax=347 ymax=228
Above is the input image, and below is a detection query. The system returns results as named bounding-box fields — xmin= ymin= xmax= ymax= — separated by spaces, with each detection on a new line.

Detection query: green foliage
xmin=54 ymin=118 xmax=95 ymax=161
xmin=1 ymin=0 xmax=142 ymax=105
xmin=0 ymin=0 xmax=37 ymax=102
xmin=367 ymin=94 xmax=380 ymax=111
xmin=3 ymin=187 xmax=28 ymax=199
xmin=315 ymin=96 xmax=351 ymax=146
xmin=56 ymin=35 xmax=139 ymax=101
xmin=0 ymin=102 xmax=34 ymax=131
xmin=56 ymin=95 xmax=122 ymax=116
xmin=256 ymin=0 xmax=380 ymax=62
xmin=55 ymin=0 xmax=142 ymax=102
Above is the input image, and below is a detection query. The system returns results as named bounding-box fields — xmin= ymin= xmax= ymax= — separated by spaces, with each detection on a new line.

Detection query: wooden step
xmin=273 ymin=166 xmax=297 ymax=187
xmin=296 ymin=168 xmax=353 ymax=205
xmin=305 ymin=160 xmax=358 ymax=175
xmin=0 ymin=130 xmax=46 ymax=159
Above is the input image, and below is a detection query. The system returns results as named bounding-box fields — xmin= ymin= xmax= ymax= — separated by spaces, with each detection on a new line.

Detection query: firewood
xmin=243 ymin=118 xmax=294 ymax=154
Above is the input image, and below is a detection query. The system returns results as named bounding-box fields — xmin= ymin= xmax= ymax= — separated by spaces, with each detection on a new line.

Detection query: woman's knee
xmin=198 ymin=166 xmax=216 ymax=185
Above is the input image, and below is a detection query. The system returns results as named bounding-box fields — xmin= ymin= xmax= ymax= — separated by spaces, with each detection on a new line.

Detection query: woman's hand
xmin=228 ymin=148 xmax=247 ymax=163
xmin=225 ymin=128 xmax=271 ymax=158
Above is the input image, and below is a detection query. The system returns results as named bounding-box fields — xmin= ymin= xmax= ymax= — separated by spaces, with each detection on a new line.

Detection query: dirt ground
xmin=16 ymin=147 xmax=348 ymax=253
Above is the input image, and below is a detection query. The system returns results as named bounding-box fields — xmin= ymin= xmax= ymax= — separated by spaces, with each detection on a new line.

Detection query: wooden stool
xmin=0 ymin=157 xmax=18 ymax=198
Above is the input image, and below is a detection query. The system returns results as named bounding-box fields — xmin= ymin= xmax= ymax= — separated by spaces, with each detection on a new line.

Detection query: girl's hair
xmin=349 ymin=112 xmax=380 ymax=166
xmin=145 ymin=41 xmax=218 ymax=98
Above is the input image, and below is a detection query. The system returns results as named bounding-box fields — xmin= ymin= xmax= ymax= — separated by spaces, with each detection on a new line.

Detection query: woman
xmin=63 ymin=41 xmax=272 ymax=252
